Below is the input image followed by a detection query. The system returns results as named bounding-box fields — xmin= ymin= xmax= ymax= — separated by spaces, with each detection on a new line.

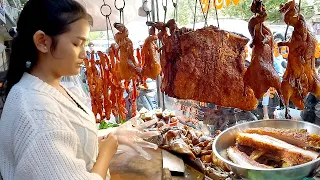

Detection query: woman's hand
xmin=91 ymin=133 xmax=118 ymax=179
xmin=99 ymin=133 xmax=118 ymax=157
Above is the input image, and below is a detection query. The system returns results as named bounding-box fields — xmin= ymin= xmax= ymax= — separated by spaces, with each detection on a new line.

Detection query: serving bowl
xmin=213 ymin=120 xmax=320 ymax=180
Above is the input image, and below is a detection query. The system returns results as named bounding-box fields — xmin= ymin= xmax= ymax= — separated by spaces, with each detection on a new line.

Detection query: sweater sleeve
xmin=14 ymin=128 xmax=103 ymax=180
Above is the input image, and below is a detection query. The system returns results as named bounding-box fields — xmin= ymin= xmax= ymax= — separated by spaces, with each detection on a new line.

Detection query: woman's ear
xmin=33 ymin=30 xmax=50 ymax=53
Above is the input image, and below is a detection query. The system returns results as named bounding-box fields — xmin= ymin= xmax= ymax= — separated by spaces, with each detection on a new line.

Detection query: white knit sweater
xmin=0 ymin=73 xmax=103 ymax=180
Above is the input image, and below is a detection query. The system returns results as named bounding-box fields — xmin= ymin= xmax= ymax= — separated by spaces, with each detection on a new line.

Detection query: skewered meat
xmin=236 ymin=133 xmax=319 ymax=166
xmin=278 ymin=1 xmax=320 ymax=113
xmin=151 ymin=19 xmax=258 ymax=110
xmin=136 ymin=48 xmax=148 ymax=88
xmin=244 ymin=0 xmax=281 ymax=100
xmin=84 ymin=57 xmax=98 ymax=119
xmin=141 ymin=29 xmax=162 ymax=79
xmin=227 ymin=146 xmax=272 ymax=169
xmin=243 ymin=127 xmax=320 ymax=148
xmin=114 ymin=23 xmax=142 ymax=80
xmin=97 ymin=52 xmax=112 ymax=120
xmin=84 ymin=52 xmax=104 ymax=122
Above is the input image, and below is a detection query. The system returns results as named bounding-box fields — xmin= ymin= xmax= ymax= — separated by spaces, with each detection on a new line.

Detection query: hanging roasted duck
xmin=140 ymin=26 xmax=162 ymax=80
xmin=108 ymin=44 xmax=128 ymax=120
xmin=147 ymin=21 xmax=177 ymax=97
xmin=244 ymin=0 xmax=282 ymax=101
xmin=148 ymin=19 xmax=258 ymax=111
xmin=114 ymin=23 xmax=142 ymax=81
xmin=277 ymin=1 xmax=320 ymax=114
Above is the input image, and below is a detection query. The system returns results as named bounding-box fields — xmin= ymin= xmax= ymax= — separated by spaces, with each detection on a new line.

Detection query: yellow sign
xmin=200 ymin=0 xmax=244 ymax=12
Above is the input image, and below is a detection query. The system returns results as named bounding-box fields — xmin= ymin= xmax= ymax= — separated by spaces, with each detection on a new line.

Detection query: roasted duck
xmin=147 ymin=21 xmax=180 ymax=98
xmin=150 ymin=19 xmax=258 ymax=111
xmin=278 ymin=1 xmax=320 ymax=113
xmin=244 ymin=0 xmax=281 ymax=100
xmin=114 ymin=23 xmax=142 ymax=80
xmin=141 ymin=28 xmax=162 ymax=79
xmin=236 ymin=132 xmax=318 ymax=166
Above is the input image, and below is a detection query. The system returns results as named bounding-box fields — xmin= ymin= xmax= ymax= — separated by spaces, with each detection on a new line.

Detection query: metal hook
xmin=114 ymin=0 xmax=125 ymax=10
xmin=214 ymin=0 xmax=220 ymax=28
xmin=162 ymin=0 xmax=168 ymax=22
xmin=198 ymin=0 xmax=207 ymax=21
xmin=114 ymin=0 xmax=125 ymax=24
xmin=172 ymin=0 xmax=178 ymax=21
xmin=204 ymin=0 xmax=211 ymax=26
xmin=143 ymin=0 xmax=152 ymax=13
xmin=143 ymin=1 xmax=152 ymax=33
xmin=193 ymin=0 xmax=198 ymax=30
xmin=100 ymin=4 xmax=112 ymax=17
xmin=162 ymin=0 xmax=168 ymax=7
xmin=100 ymin=1 xmax=114 ymax=47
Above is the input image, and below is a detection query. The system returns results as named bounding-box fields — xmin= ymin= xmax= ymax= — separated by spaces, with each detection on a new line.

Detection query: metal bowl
xmin=212 ymin=120 xmax=320 ymax=180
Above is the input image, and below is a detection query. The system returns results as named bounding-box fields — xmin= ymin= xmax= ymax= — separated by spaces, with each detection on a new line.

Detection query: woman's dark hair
xmin=5 ymin=0 xmax=87 ymax=95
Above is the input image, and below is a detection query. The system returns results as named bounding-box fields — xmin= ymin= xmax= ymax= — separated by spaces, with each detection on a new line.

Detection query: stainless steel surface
xmin=212 ymin=120 xmax=320 ymax=180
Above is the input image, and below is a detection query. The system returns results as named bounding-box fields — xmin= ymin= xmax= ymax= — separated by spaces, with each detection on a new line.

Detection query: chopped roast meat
xmin=227 ymin=146 xmax=272 ymax=169
xmin=236 ymin=133 xmax=319 ymax=166
xmin=243 ymin=127 xmax=320 ymax=148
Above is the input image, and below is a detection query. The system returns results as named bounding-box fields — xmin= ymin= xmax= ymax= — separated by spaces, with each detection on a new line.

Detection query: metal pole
xmin=151 ymin=0 xmax=165 ymax=109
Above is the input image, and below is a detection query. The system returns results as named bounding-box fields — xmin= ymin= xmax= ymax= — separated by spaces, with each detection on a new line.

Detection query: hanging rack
xmin=100 ymin=0 xmax=115 ymax=48
xmin=114 ymin=0 xmax=126 ymax=24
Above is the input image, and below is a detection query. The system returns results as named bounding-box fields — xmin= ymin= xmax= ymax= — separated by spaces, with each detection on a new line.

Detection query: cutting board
xmin=109 ymin=147 xmax=162 ymax=180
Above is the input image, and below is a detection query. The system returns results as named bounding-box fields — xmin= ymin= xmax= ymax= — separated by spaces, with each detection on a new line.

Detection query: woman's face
xmin=50 ymin=19 xmax=90 ymax=76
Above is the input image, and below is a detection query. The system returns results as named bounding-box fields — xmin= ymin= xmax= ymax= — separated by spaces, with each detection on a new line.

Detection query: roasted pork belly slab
xmin=236 ymin=133 xmax=319 ymax=165
xmin=227 ymin=146 xmax=272 ymax=169
xmin=158 ymin=20 xmax=258 ymax=111
xmin=172 ymin=27 xmax=258 ymax=111
xmin=243 ymin=127 xmax=320 ymax=148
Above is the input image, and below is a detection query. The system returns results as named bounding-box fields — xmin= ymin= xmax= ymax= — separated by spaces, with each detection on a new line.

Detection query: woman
xmin=0 ymin=0 xmax=118 ymax=179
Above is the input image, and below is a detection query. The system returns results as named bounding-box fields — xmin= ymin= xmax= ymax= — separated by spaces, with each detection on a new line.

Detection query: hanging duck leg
xmin=136 ymin=48 xmax=148 ymax=89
